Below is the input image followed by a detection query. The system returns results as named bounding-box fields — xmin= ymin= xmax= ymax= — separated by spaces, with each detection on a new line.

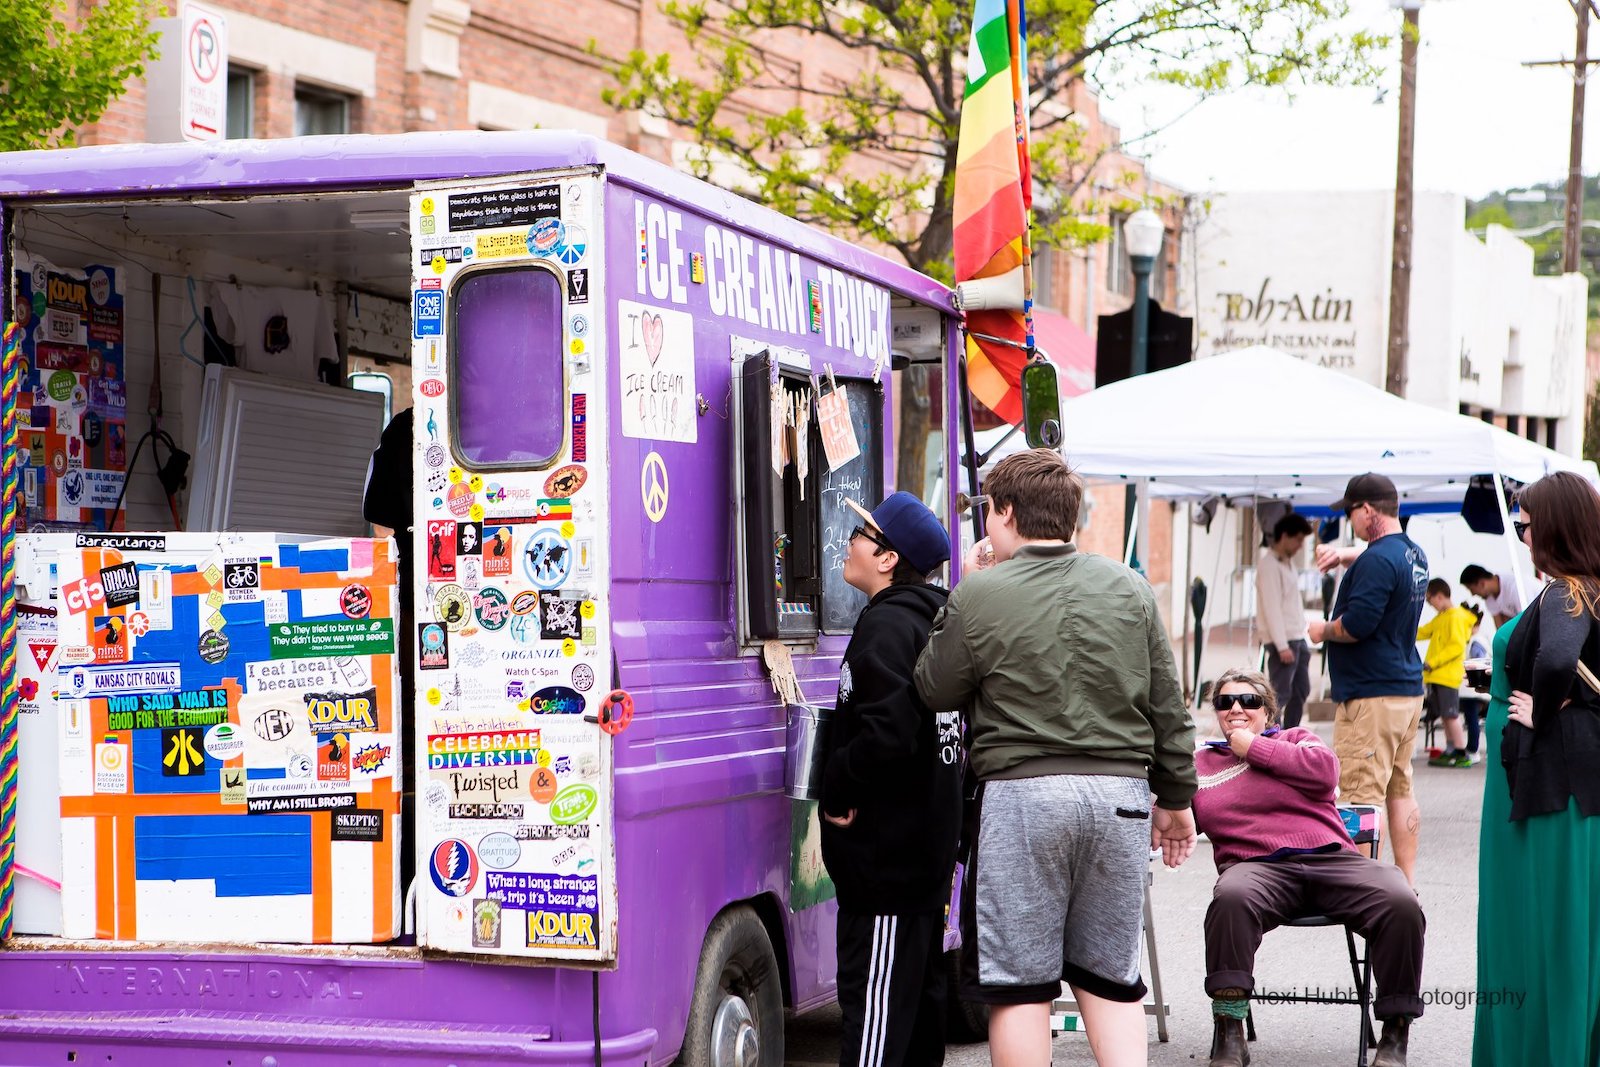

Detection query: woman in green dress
xmin=1473 ymin=472 xmax=1600 ymax=1066
xmin=1471 ymin=607 xmax=1528 ymax=1064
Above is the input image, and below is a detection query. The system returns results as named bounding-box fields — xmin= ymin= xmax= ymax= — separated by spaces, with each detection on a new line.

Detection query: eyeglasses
xmin=1344 ymin=501 xmax=1370 ymax=520
xmin=1212 ymin=692 xmax=1266 ymax=712
xmin=1513 ymin=520 xmax=1531 ymax=541
xmin=851 ymin=525 xmax=893 ymax=553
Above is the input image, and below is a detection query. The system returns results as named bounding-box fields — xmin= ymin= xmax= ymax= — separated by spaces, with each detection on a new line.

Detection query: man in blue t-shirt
xmin=1308 ymin=473 xmax=1428 ymax=886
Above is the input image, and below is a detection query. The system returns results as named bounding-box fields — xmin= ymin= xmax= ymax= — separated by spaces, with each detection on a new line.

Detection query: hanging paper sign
xmin=817 ymin=384 xmax=860 ymax=472
xmin=770 ymin=381 xmax=786 ymax=475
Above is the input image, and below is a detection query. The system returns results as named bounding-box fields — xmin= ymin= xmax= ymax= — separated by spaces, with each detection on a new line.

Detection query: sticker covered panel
xmin=53 ymin=534 xmax=401 ymax=944
xmin=411 ymin=172 xmax=616 ymax=962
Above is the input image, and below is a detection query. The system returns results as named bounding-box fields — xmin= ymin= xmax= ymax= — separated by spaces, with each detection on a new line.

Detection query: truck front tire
xmin=678 ymin=905 xmax=784 ymax=1067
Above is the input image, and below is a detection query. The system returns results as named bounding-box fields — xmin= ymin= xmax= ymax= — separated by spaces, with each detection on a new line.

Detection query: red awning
xmin=1032 ymin=309 xmax=1095 ymax=398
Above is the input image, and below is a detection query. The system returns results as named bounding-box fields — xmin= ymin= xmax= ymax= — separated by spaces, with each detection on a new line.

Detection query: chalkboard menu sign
xmin=735 ymin=343 xmax=885 ymax=640
xmin=819 ymin=381 xmax=883 ymax=633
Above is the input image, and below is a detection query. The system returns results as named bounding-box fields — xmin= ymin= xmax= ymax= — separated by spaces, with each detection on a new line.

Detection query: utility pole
xmin=1567 ymin=1 xmax=1590 ymax=272
xmin=1385 ymin=1 xmax=1420 ymax=398
xmin=1526 ymin=1 xmax=1600 ymax=274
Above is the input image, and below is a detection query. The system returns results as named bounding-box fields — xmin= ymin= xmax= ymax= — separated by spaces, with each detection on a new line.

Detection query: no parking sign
xmin=180 ymin=4 xmax=227 ymax=140
xmin=145 ymin=2 xmax=229 ymax=142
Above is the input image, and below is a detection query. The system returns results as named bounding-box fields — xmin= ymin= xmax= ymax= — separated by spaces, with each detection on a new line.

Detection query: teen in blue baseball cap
xmin=820 ymin=490 xmax=959 ymax=1066
xmin=843 ymin=491 xmax=952 ymax=577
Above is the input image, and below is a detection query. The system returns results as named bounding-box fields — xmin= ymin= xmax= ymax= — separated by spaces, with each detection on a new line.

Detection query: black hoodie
xmin=820 ymin=582 xmax=961 ymax=915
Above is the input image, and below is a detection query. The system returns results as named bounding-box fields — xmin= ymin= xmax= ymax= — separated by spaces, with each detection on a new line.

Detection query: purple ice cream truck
xmin=0 ymin=132 xmax=986 ymax=1065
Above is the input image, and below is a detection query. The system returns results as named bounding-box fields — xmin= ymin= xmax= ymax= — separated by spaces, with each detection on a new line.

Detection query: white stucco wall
xmin=1191 ymin=191 xmax=1392 ymax=388
xmin=1190 ymin=190 xmax=1588 ymax=458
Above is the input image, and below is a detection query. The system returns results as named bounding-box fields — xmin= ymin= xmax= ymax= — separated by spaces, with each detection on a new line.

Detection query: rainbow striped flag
xmin=954 ymin=0 xmax=1033 ymax=425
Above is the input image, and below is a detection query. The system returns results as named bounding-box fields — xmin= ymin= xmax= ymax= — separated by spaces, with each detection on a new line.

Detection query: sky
xmin=1099 ymin=0 xmax=1598 ymax=200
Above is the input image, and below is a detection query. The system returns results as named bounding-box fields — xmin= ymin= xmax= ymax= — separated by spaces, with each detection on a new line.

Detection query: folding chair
xmin=1242 ymin=804 xmax=1382 ymax=1067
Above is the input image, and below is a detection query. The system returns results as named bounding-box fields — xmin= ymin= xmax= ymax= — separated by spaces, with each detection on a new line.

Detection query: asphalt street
xmin=785 ymin=726 xmax=1484 ymax=1067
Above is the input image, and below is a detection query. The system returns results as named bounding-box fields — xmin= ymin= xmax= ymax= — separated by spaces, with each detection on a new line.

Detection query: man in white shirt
xmin=1459 ymin=564 xmax=1522 ymax=628
xmin=1257 ymin=513 xmax=1314 ymax=727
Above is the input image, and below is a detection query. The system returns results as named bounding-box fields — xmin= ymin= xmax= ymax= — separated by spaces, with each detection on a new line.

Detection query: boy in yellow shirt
xmin=1417 ymin=578 xmax=1481 ymax=768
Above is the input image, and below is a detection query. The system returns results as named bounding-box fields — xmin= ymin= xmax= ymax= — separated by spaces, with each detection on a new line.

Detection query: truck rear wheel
xmin=678 ymin=905 xmax=784 ymax=1067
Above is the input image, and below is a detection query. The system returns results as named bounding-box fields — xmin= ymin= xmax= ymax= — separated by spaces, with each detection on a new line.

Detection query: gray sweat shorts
xmin=959 ymin=773 xmax=1152 ymax=1005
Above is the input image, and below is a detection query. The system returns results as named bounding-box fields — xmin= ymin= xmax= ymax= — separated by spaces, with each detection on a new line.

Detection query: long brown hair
xmin=1517 ymin=471 xmax=1600 ymax=616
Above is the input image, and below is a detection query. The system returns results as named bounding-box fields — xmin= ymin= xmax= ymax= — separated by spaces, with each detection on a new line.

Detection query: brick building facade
xmin=74 ymin=0 xmax=1189 ymax=621
xmin=82 ymin=0 xmax=1185 ymax=306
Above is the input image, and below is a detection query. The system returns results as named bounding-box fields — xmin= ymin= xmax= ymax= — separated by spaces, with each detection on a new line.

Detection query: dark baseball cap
xmin=1331 ymin=472 xmax=1399 ymax=513
xmin=844 ymin=492 xmax=951 ymax=574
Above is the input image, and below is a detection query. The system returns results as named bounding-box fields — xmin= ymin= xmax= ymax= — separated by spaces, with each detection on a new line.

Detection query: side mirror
xmin=1020 ymin=358 xmax=1062 ymax=449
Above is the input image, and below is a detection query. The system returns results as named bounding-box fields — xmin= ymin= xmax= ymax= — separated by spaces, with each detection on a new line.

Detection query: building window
xmin=1034 ymin=247 xmax=1055 ymax=310
xmin=226 ymin=68 xmax=254 ymax=138
xmin=451 ymin=267 xmax=565 ymax=468
xmin=1106 ymin=214 xmax=1129 ymax=296
xmin=295 ymin=86 xmax=350 ymax=136
xmin=1105 ymin=214 xmax=1172 ymax=301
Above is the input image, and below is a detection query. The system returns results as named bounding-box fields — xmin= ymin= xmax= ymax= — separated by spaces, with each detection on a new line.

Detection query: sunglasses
xmin=1212 ymin=692 xmax=1266 ymax=711
xmin=1344 ymin=501 xmax=1369 ymax=520
xmin=1513 ymin=519 xmax=1531 ymax=540
xmin=851 ymin=525 xmax=893 ymax=553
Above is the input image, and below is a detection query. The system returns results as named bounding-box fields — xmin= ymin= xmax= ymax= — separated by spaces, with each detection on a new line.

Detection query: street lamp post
xmin=1122 ymin=208 xmax=1165 ymax=569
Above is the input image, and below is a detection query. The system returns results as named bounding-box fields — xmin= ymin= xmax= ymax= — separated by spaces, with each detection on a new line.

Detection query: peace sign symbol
xmin=641 ymin=451 xmax=670 ymax=523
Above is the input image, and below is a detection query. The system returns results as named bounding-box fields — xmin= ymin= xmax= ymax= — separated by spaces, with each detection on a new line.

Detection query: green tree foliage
xmin=1464 ymin=202 xmax=1515 ymax=231
xmin=599 ymin=0 xmax=1386 ymax=277
xmin=0 ymin=0 xmax=161 ymax=152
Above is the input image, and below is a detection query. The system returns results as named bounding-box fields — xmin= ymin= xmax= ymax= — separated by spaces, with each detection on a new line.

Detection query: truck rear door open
xmin=407 ymin=172 xmax=616 ymax=964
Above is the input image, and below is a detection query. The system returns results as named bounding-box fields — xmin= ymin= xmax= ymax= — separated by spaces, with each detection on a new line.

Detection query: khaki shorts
xmin=1334 ymin=695 xmax=1423 ymax=803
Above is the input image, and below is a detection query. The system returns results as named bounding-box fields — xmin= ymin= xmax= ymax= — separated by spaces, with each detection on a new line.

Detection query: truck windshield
xmin=452 ymin=266 xmax=564 ymax=467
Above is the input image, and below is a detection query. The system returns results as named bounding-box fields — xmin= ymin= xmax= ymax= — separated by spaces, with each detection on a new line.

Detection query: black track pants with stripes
xmin=836 ymin=909 xmax=947 ymax=1067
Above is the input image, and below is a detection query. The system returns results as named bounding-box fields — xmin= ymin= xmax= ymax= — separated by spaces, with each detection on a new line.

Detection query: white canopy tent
xmin=971 ymin=346 xmax=1596 ymax=689
xmin=1034 ymin=346 xmax=1595 ymax=504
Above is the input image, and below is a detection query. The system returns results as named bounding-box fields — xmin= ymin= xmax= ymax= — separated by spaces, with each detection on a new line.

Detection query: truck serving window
xmin=450 ymin=266 xmax=564 ymax=468
xmin=737 ymin=349 xmax=882 ymax=640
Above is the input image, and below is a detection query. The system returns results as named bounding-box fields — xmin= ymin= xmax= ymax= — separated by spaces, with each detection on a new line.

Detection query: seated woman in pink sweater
xmin=1193 ymin=667 xmax=1425 ymax=1067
